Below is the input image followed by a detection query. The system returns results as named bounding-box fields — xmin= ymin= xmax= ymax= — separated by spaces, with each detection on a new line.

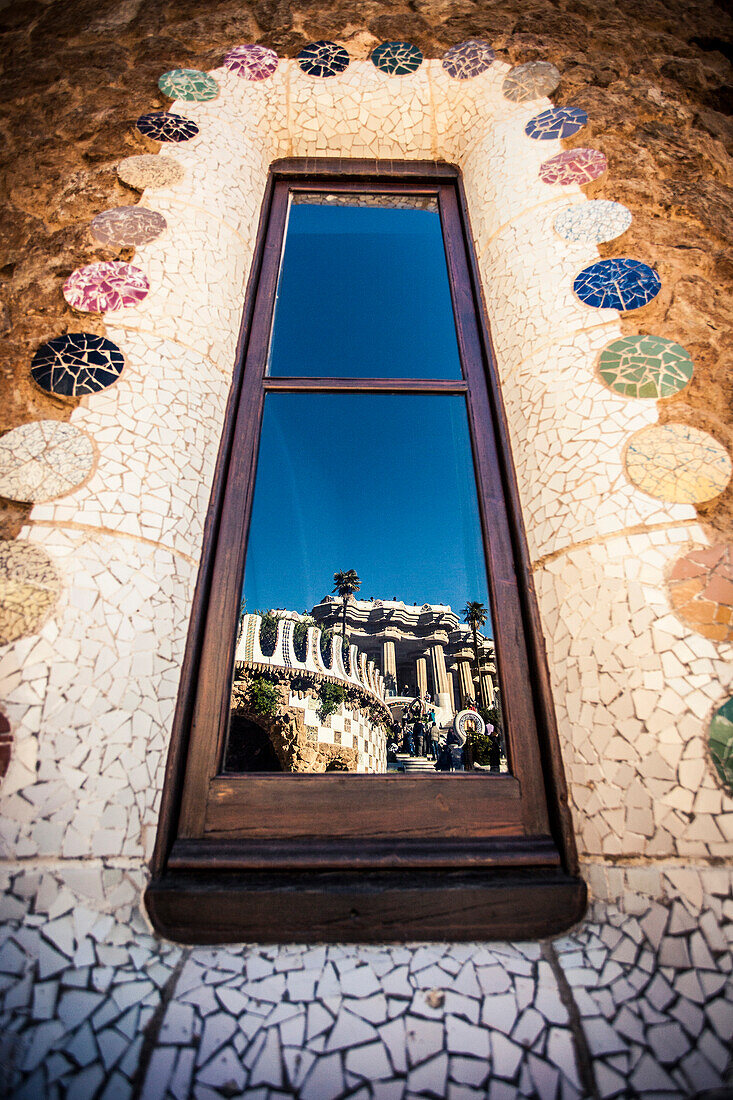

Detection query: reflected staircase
xmin=394 ymin=752 xmax=436 ymax=775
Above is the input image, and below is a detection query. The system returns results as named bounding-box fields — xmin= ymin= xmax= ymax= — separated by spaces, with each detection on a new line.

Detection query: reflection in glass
xmin=224 ymin=394 xmax=507 ymax=775
xmin=267 ymin=194 xmax=462 ymax=379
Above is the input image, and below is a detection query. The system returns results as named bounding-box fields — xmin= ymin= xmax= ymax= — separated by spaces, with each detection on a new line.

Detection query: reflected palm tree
xmin=333 ymin=569 xmax=361 ymax=644
xmin=463 ymin=600 xmax=488 ymax=708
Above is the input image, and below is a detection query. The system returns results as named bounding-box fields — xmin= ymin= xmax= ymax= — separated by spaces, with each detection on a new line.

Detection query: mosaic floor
xmin=0 ymin=869 xmax=731 ymax=1099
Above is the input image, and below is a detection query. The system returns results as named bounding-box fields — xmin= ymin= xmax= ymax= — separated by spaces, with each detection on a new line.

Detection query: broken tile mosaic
xmin=223 ymin=44 xmax=279 ymax=80
xmin=136 ymin=112 xmax=199 ymax=142
xmin=90 ymin=207 xmax=167 ymax=248
xmin=63 ymin=261 xmax=150 ymax=313
xmin=502 ymin=61 xmax=560 ymax=102
xmin=117 ymin=154 xmax=185 ymax=190
xmin=709 ymin=697 xmax=733 ymax=794
xmin=625 ymin=423 xmax=732 ymax=504
xmin=442 ymin=39 xmax=495 ymax=79
xmin=158 ymin=69 xmax=219 ymax=101
xmin=371 ymin=41 xmax=423 ymax=75
xmin=0 ymin=541 xmax=60 ymax=645
xmin=31 ymin=333 xmax=125 ymax=397
xmin=539 ymin=147 xmax=607 ymax=185
xmin=668 ymin=542 xmax=733 ymax=644
xmin=598 ymin=334 xmax=694 ymax=398
xmin=554 ymin=199 xmax=632 ymax=244
xmin=0 ymin=421 xmax=95 ymax=503
xmin=525 ymin=106 xmax=588 ymax=140
xmin=297 ymin=41 xmax=350 ymax=77
xmin=573 ymin=258 xmax=661 ymax=311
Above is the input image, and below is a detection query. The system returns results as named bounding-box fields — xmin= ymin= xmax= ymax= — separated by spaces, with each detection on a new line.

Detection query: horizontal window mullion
xmin=263 ymin=377 xmax=468 ymax=393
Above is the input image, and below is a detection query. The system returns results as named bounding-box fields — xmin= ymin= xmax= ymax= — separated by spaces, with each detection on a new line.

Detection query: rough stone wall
xmin=0 ymin=0 xmax=731 ymax=541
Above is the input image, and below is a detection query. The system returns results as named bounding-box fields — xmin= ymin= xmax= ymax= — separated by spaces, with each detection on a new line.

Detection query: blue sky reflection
xmin=242 ymin=394 xmax=492 ymax=629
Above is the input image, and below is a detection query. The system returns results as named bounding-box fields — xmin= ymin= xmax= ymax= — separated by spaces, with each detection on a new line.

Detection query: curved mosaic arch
xmin=6 ymin=43 xmax=731 ymax=913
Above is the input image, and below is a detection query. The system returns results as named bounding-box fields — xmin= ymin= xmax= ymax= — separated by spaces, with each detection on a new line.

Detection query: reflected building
xmin=311 ymin=597 xmax=498 ymax=719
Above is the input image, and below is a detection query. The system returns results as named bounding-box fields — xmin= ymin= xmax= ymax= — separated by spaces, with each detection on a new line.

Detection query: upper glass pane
xmin=267 ymin=192 xmax=463 ymax=379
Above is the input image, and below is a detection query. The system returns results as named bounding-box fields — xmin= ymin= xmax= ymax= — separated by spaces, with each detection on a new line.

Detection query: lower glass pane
xmin=224 ymin=393 xmax=507 ymax=774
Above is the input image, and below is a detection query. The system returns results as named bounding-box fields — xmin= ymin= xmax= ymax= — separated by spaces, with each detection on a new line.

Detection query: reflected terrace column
xmin=458 ymin=659 xmax=476 ymax=707
xmin=382 ymin=639 xmax=396 ymax=694
xmin=429 ymin=644 xmax=451 ymax=711
xmin=416 ymin=657 xmax=428 ymax=698
xmin=482 ymin=671 xmax=495 ymax=706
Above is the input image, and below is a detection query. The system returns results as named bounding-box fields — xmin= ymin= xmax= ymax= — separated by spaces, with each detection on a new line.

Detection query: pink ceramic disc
xmin=539 ymin=148 xmax=607 ymax=186
xmin=63 ymin=261 xmax=150 ymax=313
xmin=224 ymin=44 xmax=279 ymax=80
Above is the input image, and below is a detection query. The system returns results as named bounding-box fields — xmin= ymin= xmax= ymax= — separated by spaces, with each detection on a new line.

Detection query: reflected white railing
xmin=234 ymin=614 xmax=386 ymax=703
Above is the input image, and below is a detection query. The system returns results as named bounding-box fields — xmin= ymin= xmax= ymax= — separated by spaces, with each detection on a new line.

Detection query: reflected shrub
xmin=247 ymin=674 xmax=280 ymax=717
xmin=258 ymin=611 xmax=278 ymax=656
xmin=318 ymin=681 xmax=345 ymax=721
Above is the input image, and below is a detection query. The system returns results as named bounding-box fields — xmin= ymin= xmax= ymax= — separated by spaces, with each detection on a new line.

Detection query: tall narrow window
xmin=148 ymin=162 xmax=584 ymax=943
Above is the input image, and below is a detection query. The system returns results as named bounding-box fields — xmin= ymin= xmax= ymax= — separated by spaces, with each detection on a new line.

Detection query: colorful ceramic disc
xmin=159 ymin=69 xmax=219 ymax=101
xmin=63 ymin=261 xmax=150 ymax=313
xmin=539 ymin=148 xmax=607 ymax=186
xmin=626 ymin=424 xmax=731 ymax=503
xmin=0 ymin=421 xmax=95 ymax=503
xmin=573 ymin=258 xmax=661 ymax=311
xmin=371 ymin=42 xmax=423 ymax=75
xmin=554 ymin=200 xmax=632 ymax=244
xmin=90 ymin=207 xmax=167 ymax=247
xmin=31 ymin=333 xmax=125 ymax=397
xmin=502 ymin=61 xmax=560 ymax=103
xmin=136 ymin=112 xmax=199 ymax=142
xmin=525 ymin=106 xmax=587 ymax=140
xmin=117 ymin=155 xmax=185 ymax=190
xmin=442 ymin=39 xmax=495 ymax=80
xmin=668 ymin=543 xmax=733 ymax=643
xmin=0 ymin=541 xmax=60 ymax=645
xmin=709 ymin=698 xmax=733 ymax=794
xmin=223 ymin=44 xmax=279 ymax=80
xmin=297 ymin=41 xmax=349 ymax=77
xmin=598 ymin=335 xmax=693 ymax=399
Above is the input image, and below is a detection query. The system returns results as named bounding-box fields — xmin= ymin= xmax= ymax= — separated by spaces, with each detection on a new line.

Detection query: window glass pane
xmin=267 ymin=194 xmax=463 ymax=379
xmin=225 ymin=394 xmax=506 ymax=775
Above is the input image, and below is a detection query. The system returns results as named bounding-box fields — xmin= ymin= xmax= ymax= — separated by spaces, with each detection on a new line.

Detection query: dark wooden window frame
xmin=146 ymin=159 xmax=586 ymax=943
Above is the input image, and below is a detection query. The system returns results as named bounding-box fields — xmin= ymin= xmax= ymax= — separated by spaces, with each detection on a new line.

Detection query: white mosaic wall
xmin=0 ymin=44 xmax=731 ymax=1098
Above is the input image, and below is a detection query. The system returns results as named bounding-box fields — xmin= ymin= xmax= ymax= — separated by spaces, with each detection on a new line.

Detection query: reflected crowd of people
xmin=385 ymin=691 xmax=503 ymax=773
